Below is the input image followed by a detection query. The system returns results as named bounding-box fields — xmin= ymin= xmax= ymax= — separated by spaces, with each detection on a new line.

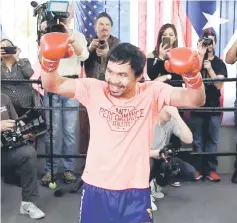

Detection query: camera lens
xmin=99 ymin=40 xmax=105 ymax=44
xmin=202 ymin=38 xmax=213 ymax=46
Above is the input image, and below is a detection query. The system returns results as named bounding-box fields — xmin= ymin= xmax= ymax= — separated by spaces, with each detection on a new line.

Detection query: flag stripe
xmin=177 ymin=0 xmax=192 ymax=47
xmin=172 ymin=0 xmax=179 ymax=30
xmin=163 ymin=0 xmax=172 ymax=24
xmin=154 ymin=0 xmax=163 ymax=44
xmin=138 ymin=0 xmax=147 ymax=52
xmin=146 ymin=0 xmax=155 ymax=54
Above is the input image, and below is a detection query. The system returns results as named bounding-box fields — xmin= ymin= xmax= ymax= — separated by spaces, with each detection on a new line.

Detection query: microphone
xmin=30 ymin=1 xmax=38 ymax=7
xmin=30 ymin=1 xmax=42 ymax=17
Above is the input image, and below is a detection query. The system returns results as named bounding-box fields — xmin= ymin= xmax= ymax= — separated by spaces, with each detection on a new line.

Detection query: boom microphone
xmin=30 ymin=1 xmax=42 ymax=17
xmin=30 ymin=1 xmax=38 ymax=7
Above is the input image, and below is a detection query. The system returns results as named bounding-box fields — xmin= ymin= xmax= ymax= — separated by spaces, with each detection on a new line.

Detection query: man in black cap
xmin=84 ymin=12 xmax=120 ymax=80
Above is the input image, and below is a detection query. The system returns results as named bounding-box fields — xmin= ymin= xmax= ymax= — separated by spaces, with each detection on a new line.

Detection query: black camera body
xmin=161 ymin=158 xmax=180 ymax=177
xmin=31 ymin=0 xmax=70 ymax=44
xmin=202 ymin=37 xmax=213 ymax=47
xmin=98 ymin=40 xmax=106 ymax=50
xmin=156 ymin=144 xmax=193 ymax=185
xmin=1 ymin=115 xmax=45 ymax=150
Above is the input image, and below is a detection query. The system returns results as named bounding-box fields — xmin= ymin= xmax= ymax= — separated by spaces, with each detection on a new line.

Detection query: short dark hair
xmin=201 ymin=28 xmax=217 ymax=43
xmin=96 ymin=12 xmax=113 ymax=26
xmin=107 ymin=43 xmax=146 ymax=77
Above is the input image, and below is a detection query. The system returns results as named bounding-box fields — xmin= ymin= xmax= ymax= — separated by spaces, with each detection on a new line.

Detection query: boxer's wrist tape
xmin=41 ymin=57 xmax=59 ymax=72
xmin=183 ymin=72 xmax=203 ymax=89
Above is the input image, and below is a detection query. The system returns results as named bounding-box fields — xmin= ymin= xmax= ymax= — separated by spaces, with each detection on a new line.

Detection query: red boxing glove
xmin=40 ymin=32 xmax=74 ymax=72
xmin=164 ymin=47 xmax=203 ymax=89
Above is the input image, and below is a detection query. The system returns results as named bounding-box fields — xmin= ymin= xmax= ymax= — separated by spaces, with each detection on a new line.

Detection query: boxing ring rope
xmin=2 ymin=77 xmax=237 ymax=189
xmin=36 ymin=152 xmax=237 ymax=158
xmin=2 ymin=77 xmax=237 ymax=83
xmin=14 ymin=106 xmax=237 ymax=112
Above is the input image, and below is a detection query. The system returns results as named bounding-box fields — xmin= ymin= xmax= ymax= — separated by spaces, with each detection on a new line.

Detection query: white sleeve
xmin=73 ymin=31 xmax=89 ymax=61
xmin=172 ymin=119 xmax=181 ymax=138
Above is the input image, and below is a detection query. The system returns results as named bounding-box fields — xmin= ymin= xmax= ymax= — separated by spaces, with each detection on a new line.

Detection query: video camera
xmin=1 ymin=112 xmax=46 ymax=150
xmin=158 ymin=143 xmax=193 ymax=178
xmin=30 ymin=0 xmax=70 ymax=44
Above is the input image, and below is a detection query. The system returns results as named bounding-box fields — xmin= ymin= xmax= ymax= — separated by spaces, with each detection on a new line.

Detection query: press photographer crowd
xmin=1 ymin=0 xmax=237 ymax=221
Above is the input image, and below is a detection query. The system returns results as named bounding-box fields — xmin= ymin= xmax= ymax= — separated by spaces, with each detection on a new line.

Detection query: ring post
xmin=48 ymin=93 xmax=55 ymax=184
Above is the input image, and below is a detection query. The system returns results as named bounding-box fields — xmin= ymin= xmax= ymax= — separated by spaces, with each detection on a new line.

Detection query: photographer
xmin=189 ymin=29 xmax=227 ymax=182
xmin=1 ymin=93 xmax=45 ymax=219
xmin=225 ymin=39 xmax=237 ymax=184
xmin=39 ymin=2 xmax=89 ymax=186
xmin=0 ymin=39 xmax=36 ymax=120
xmin=84 ymin=12 xmax=120 ymax=80
xmin=149 ymin=105 xmax=196 ymax=211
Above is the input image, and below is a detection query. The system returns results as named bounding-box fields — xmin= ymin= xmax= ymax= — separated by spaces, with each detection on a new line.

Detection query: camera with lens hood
xmin=30 ymin=0 xmax=70 ymax=45
xmin=1 ymin=112 xmax=46 ymax=150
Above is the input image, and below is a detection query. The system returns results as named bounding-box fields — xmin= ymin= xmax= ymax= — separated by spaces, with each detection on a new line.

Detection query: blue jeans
xmin=44 ymin=93 xmax=79 ymax=172
xmin=170 ymin=157 xmax=196 ymax=181
xmin=150 ymin=157 xmax=196 ymax=186
xmin=189 ymin=114 xmax=221 ymax=173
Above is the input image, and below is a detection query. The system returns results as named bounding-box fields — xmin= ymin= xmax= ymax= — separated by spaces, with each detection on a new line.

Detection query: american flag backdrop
xmin=74 ymin=0 xmax=237 ymax=57
xmin=74 ymin=0 xmax=237 ymax=125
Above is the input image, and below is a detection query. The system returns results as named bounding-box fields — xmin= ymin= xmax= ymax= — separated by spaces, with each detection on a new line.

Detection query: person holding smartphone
xmin=147 ymin=24 xmax=185 ymax=169
xmin=147 ymin=23 xmax=183 ymax=88
xmin=0 ymin=39 xmax=35 ymax=120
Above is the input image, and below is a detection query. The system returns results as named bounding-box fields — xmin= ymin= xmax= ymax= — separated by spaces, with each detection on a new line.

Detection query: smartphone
xmin=162 ymin=37 xmax=171 ymax=49
xmin=1 ymin=46 xmax=17 ymax=54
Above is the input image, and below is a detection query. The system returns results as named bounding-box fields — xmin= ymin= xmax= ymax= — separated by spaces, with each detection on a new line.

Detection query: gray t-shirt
xmin=1 ymin=93 xmax=18 ymax=121
xmin=151 ymin=119 xmax=180 ymax=150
